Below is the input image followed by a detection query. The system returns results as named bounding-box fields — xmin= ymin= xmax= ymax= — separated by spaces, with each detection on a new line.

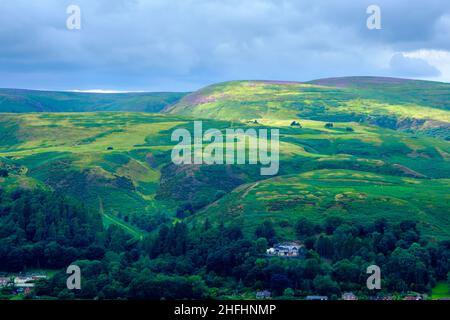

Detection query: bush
xmin=0 ymin=169 xmax=8 ymax=177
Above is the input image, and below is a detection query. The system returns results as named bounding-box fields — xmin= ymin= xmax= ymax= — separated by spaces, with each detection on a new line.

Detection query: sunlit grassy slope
xmin=193 ymin=169 xmax=450 ymax=239
xmin=165 ymin=77 xmax=450 ymax=139
xmin=0 ymin=110 xmax=449 ymax=239
xmin=432 ymin=282 xmax=450 ymax=299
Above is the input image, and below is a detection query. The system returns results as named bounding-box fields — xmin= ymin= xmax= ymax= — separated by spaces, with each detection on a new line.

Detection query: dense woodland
xmin=0 ymin=188 xmax=104 ymax=271
xmin=0 ymin=187 xmax=449 ymax=299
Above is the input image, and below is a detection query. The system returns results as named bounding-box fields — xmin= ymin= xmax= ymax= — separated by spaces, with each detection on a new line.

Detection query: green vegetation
xmin=195 ymin=169 xmax=450 ymax=239
xmin=166 ymin=78 xmax=450 ymax=140
xmin=0 ymin=88 xmax=187 ymax=113
xmin=0 ymin=107 xmax=449 ymax=239
xmin=432 ymin=282 xmax=450 ymax=299
xmin=0 ymin=76 xmax=449 ymax=299
xmin=0 ymin=188 xmax=103 ymax=271
xmin=30 ymin=218 xmax=450 ymax=300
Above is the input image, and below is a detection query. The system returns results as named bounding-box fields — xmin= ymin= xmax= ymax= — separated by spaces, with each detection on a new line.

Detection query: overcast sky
xmin=0 ymin=0 xmax=449 ymax=91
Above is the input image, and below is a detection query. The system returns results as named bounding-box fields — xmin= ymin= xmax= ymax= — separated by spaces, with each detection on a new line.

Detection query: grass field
xmin=103 ymin=212 xmax=144 ymax=239
xmin=432 ymin=282 xmax=450 ymax=299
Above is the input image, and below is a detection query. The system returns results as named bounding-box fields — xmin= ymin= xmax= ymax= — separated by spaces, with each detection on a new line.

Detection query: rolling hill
xmin=0 ymin=110 xmax=449 ymax=239
xmin=0 ymin=76 xmax=449 ymax=240
xmin=165 ymin=77 xmax=450 ymax=140
xmin=0 ymin=88 xmax=188 ymax=113
xmin=192 ymin=169 xmax=450 ymax=239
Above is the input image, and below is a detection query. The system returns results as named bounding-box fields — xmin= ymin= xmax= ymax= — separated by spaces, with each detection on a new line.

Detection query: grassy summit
xmin=165 ymin=78 xmax=450 ymax=139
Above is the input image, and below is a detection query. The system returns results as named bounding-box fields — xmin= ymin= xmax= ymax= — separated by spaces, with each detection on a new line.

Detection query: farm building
xmin=306 ymin=295 xmax=328 ymax=301
xmin=14 ymin=276 xmax=34 ymax=288
xmin=266 ymin=242 xmax=304 ymax=257
xmin=256 ymin=290 xmax=272 ymax=299
xmin=342 ymin=292 xmax=358 ymax=300
xmin=0 ymin=277 xmax=11 ymax=287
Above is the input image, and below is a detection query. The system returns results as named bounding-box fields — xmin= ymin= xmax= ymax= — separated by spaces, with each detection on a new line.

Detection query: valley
xmin=1 ymin=77 xmax=449 ymax=239
xmin=1 ymin=76 xmax=449 ymax=300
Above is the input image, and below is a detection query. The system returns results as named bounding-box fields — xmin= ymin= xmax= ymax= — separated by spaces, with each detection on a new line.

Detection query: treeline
xmin=35 ymin=216 xmax=450 ymax=299
xmin=0 ymin=188 xmax=104 ymax=271
xmin=1 ymin=187 xmax=449 ymax=299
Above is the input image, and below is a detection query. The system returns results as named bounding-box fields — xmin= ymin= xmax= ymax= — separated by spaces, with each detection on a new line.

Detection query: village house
xmin=266 ymin=242 xmax=304 ymax=257
xmin=1 ymin=273 xmax=49 ymax=289
xmin=31 ymin=275 xmax=48 ymax=281
xmin=1 ymin=273 xmax=48 ymax=296
xmin=306 ymin=295 xmax=328 ymax=301
xmin=403 ymin=295 xmax=423 ymax=301
xmin=0 ymin=277 xmax=11 ymax=287
xmin=14 ymin=276 xmax=34 ymax=288
xmin=256 ymin=290 xmax=272 ymax=299
xmin=342 ymin=292 xmax=358 ymax=300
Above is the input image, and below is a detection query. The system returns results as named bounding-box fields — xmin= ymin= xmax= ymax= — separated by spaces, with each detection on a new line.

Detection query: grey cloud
xmin=0 ymin=0 xmax=449 ymax=91
xmin=389 ymin=53 xmax=441 ymax=77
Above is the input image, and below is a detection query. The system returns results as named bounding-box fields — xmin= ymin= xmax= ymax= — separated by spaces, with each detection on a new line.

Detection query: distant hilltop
xmin=1 ymin=76 xmax=449 ymax=140
xmin=164 ymin=77 xmax=450 ymax=140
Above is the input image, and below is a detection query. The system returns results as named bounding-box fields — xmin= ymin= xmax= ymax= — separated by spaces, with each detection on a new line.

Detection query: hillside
xmin=0 ymin=112 xmax=449 ymax=239
xmin=193 ymin=169 xmax=450 ymax=239
xmin=0 ymin=88 xmax=188 ymax=113
xmin=0 ymin=77 xmax=449 ymax=240
xmin=165 ymin=77 xmax=450 ymax=139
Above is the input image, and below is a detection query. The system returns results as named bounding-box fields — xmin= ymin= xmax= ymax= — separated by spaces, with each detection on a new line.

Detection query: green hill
xmin=0 ymin=110 xmax=449 ymax=239
xmin=0 ymin=77 xmax=449 ymax=239
xmin=192 ymin=169 xmax=450 ymax=239
xmin=165 ymin=77 xmax=450 ymax=139
xmin=0 ymin=88 xmax=188 ymax=113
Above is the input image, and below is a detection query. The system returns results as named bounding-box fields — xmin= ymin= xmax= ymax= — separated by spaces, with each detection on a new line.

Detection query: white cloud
xmin=68 ymin=89 xmax=145 ymax=94
xmin=402 ymin=49 xmax=450 ymax=82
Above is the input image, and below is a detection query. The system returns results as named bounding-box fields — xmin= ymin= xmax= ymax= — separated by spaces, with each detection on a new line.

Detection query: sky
xmin=0 ymin=0 xmax=449 ymax=92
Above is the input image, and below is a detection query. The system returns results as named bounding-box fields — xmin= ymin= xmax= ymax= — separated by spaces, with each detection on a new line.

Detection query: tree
xmin=270 ymin=274 xmax=290 ymax=295
xmin=385 ymin=246 xmax=430 ymax=292
xmin=376 ymin=231 xmax=397 ymax=254
xmin=255 ymin=238 xmax=268 ymax=254
xmin=374 ymin=218 xmax=388 ymax=233
xmin=332 ymin=259 xmax=361 ymax=289
xmin=315 ymin=235 xmax=334 ymax=258
xmin=296 ymin=218 xmax=315 ymax=237
xmin=283 ymin=288 xmax=295 ymax=298
xmin=172 ymin=222 xmax=188 ymax=256
xmin=176 ymin=203 xmax=194 ymax=218
xmin=313 ymin=275 xmax=340 ymax=295
xmin=255 ymin=221 xmax=276 ymax=244
xmin=324 ymin=217 xmax=343 ymax=234
xmin=225 ymin=225 xmax=243 ymax=241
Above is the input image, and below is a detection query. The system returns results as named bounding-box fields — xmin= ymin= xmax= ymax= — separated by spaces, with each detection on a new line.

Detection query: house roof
xmin=306 ymin=295 xmax=328 ymax=300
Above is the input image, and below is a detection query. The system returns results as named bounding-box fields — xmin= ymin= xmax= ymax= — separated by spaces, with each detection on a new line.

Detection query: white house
xmin=0 ymin=277 xmax=11 ymax=287
xmin=14 ymin=276 xmax=34 ymax=288
xmin=266 ymin=242 xmax=304 ymax=257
